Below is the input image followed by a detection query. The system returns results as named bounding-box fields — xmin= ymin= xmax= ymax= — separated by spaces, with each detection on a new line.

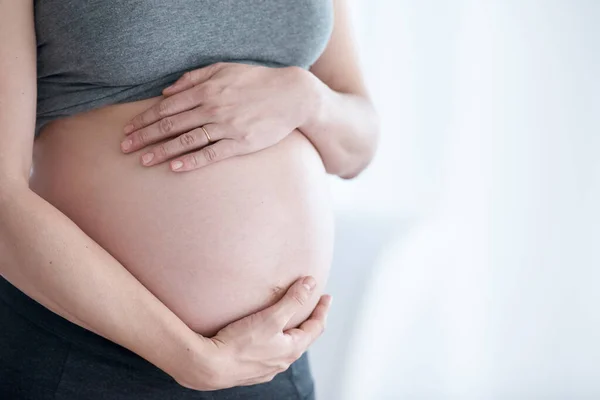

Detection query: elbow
xmin=328 ymin=142 xmax=378 ymax=180
xmin=338 ymin=169 xmax=361 ymax=180
xmin=333 ymin=117 xmax=381 ymax=180
xmin=335 ymin=147 xmax=376 ymax=180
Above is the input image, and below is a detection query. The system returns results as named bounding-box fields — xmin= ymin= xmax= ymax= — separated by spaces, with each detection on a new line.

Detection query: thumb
xmin=260 ymin=276 xmax=317 ymax=330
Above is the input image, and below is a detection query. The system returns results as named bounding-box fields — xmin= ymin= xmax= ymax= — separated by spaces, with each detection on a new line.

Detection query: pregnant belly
xmin=30 ymin=97 xmax=334 ymax=336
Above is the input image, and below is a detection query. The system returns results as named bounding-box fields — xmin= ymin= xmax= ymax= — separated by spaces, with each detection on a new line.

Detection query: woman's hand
xmin=120 ymin=62 xmax=319 ymax=172
xmin=175 ymin=276 xmax=331 ymax=391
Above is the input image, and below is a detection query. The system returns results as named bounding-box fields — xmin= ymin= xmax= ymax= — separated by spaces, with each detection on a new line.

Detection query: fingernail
xmin=124 ymin=124 xmax=134 ymax=134
xmin=121 ymin=139 xmax=132 ymax=152
xmin=141 ymin=152 xmax=154 ymax=165
xmin=171 ymin=160 xmax=184 ymax=171
xmin=303 ymin=276 xmax=317 ymax=292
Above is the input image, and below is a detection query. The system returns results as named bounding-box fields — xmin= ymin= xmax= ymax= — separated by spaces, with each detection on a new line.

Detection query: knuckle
xmin=142 ymin=112 xmax=155 ymax=127
xmin=189 ymin=70 xmax=202 ymax=85
xmin=155 ymin=144 xmax=168 ymax=159
xmin=203 ymin=146 xmax=218 ymax=162
xmin=205 ymin=105 xmax=220 ymax=117
xmin=159 ymin=117 xmax=174 ymax=134
xmin=131 ymin=115 xmax=143 ymax=129
xmin=270 ymin=285 xmax=285 ymax=302
xmin=291 ymin=290 xmax=307 ymax=306
xmin=189 ymin=154 xmax=199 ymax=167
xmin=179 ymin=132 xmax=196 ymax=147
xmin=157 ymin=101 xmax=171 ymax=117
xmin=137 ymin=131 xmax=149 ymax=146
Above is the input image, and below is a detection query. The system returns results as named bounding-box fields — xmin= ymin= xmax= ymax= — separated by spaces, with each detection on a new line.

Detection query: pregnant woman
xmin=0 ymin=0 xmax=378 ymax=399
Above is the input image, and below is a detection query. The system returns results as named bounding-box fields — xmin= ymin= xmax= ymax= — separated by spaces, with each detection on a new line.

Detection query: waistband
xmin=0 ymin=275 xmax=167 ymax=377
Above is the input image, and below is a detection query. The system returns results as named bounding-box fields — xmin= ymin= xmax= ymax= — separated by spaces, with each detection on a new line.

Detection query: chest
xmin=35 ymin=0 xmax=333 ymax=84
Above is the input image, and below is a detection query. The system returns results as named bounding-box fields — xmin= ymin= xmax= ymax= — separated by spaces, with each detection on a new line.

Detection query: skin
xmin=0 ymin=0 xmax=329 ymax=391
xmin=0 ymin=0 xmax=376 ymax=392
xmin=122 ymin=0 xmax=379 ymax=179
xmin=31 ymin=98 xmax=334 ymax=337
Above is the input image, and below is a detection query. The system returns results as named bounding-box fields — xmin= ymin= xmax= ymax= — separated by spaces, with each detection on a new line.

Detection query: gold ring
xmin=201 ymin=125 xmax=212 ymax=143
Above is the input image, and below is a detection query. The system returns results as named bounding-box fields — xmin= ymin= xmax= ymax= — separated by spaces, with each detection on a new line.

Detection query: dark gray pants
xmin=0 ymin=277 xmax=315 ymax=399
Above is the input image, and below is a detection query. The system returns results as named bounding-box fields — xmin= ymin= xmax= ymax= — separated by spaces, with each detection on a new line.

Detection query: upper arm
xmin=309 ymin=0 xmax=369 ymax=98
xmin=0 ymin=0 xmax=37 ymax=188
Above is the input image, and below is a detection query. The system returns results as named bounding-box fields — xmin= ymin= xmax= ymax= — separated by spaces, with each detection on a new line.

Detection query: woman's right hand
xmin=176 ymin=276 xmax=332 ymax=391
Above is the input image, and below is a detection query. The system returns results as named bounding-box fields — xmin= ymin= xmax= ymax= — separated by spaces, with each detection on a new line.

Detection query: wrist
xmin=288 ymin=66 xmax=327 ymax=135
xmin=173 ymin=335 xmax=224 ymax=390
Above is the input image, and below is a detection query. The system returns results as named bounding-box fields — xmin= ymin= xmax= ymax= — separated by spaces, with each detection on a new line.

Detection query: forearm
xmin=0 ymin=183 xmax=209 ymax=383
xmin=298 ymin=70 xmax=380 ymax=179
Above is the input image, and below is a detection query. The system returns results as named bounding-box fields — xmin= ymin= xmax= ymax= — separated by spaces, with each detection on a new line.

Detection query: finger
xmin=284 ymin=294 xmax=332 ymax=351
xmin=170 ymin=138 xmax=240 ymax=172
xmin=124 ymin=90 xmax=204 ymax=134
xmin=163 ymin=63 xmax=224 ymax=96
xmin=140 ymin=126 xmax=217 ymax=166
xmin=305 ymin=294 xmax=332 ymax=324
xmin=257 ymin=276 xmax=318 ymax=332
xmin=121 ymin=108 xmax=212 ymax=154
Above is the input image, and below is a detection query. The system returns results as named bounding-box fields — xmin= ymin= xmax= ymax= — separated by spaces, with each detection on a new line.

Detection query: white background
xmin=312 ymin=1 xmax=600 ymax=399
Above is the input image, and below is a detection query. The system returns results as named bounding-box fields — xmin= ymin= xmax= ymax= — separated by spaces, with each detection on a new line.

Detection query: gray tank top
xmin=34 ymin=0 xmax=333 ymax=135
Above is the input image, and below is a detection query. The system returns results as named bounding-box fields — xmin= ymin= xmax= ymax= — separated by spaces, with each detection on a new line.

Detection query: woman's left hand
xmin=120 ymin=62 xmax=318 ymax=171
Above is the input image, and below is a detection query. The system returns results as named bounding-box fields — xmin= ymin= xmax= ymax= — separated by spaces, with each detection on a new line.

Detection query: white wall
xmin=315 ymin=1 xmax=600 ymax=399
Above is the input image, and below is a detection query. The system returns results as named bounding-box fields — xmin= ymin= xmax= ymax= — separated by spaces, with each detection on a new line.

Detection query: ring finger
xmin=121 ymin=107 xmax=212 ymax=153
xmin=140 ymin=123 xmax=220 ymax=166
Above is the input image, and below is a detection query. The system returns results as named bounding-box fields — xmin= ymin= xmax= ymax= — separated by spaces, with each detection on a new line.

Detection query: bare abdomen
xmin=30 ymin=97 xmax=334 ymax=336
